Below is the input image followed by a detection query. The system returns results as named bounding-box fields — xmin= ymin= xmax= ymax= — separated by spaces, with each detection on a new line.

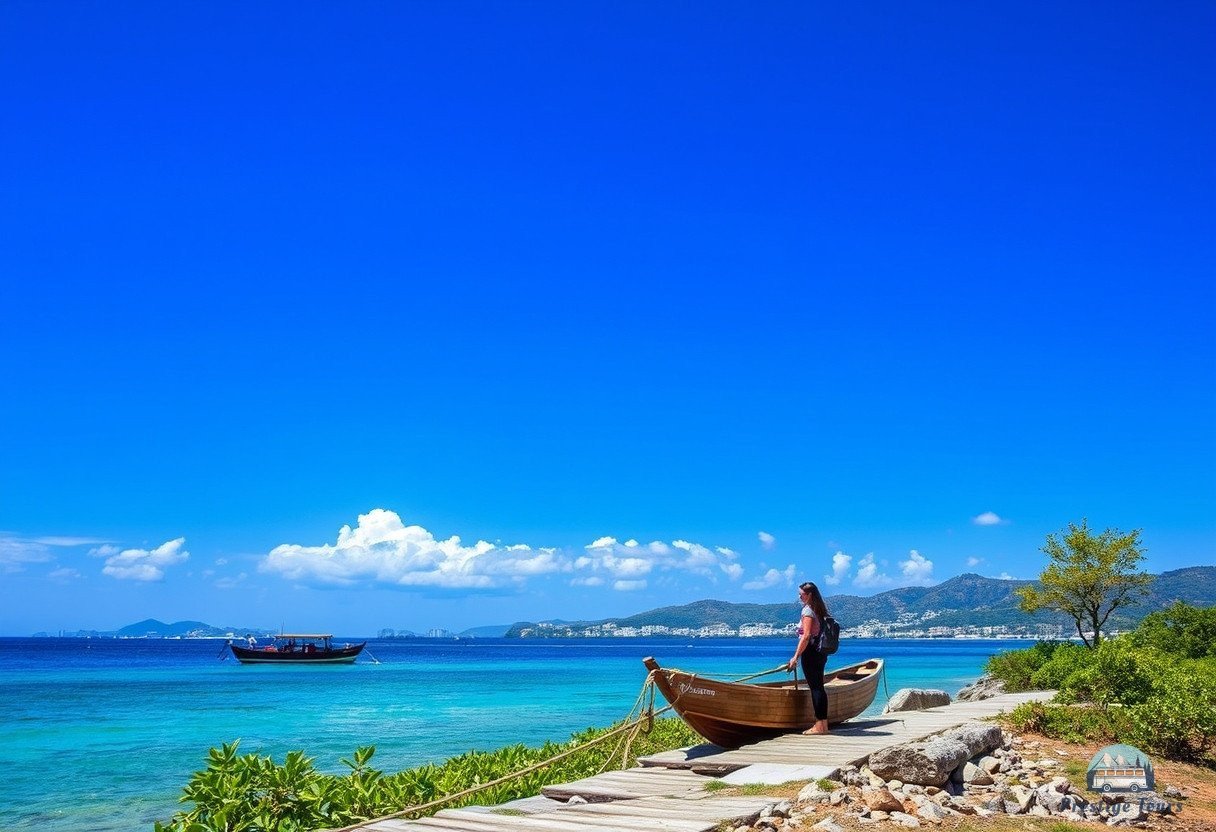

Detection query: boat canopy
xmin=275 ymin=634 xmax=333 ymax=639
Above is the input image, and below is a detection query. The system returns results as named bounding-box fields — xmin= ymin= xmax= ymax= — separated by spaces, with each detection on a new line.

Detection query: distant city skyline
xmin=2 ymin=2 xmax=1213 ymax=635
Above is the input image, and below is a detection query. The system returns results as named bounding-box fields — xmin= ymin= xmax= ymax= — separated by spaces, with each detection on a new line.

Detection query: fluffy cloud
xmin=825 ymin=551 xmax=852 ymax=586
xmin=48 ymin=567 xmax=82 ymax=581
xmin=742 ymin=565 xmax=796 ymax=591
xmin=263 ymin=510 xmax=565 ymax=589
xmin=966 ymin=556 xmax=982 ymax=567
xmin=972 ymin=511 xmax=1007 ymax=526
xmin=853 ymin=553 xmax=893 ymax=588
xmin=261 ymin=509 xmax=750 ymax=593
xmin=576 ymin=536 xmax=742 ymax=584
xmin=900 ymin=550 xmax=934 ymax=584
xmin=758 ymin=531 xmax=775 ymax=550
xmin=102 ymin=538 xmax=190 ymax=582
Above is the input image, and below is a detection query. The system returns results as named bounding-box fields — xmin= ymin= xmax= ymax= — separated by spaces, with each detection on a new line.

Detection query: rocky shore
xmin=724 ymin=723 xmax=1186 ymax=830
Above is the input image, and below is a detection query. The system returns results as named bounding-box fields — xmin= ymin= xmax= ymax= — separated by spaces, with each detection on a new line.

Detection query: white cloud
xmin=0 ymin=536 xmax=53 ymax=573
xmin=613 ymin=579 xmax=647 ymax=591
xmin=34 ymin=535 xmax=111 ymax=547
xmin=263 ymin=510 xmax=566 ymax=589
xmin=742 ymin=565 xmax=796 ymax=591
xmin=260 ymin=509 xmax=749 ymax=593
xmin=48 ymin=567 xmax=82 ymax=581
xmin=972 ymin=511 xmax=1007 ymax=526
xmin=900 ymin=550 xmax=934 ymax=585
xmin=758 ymin=531 xmax=775 ymax=550
xmin=853 ymin=553 xmax=894 ymax=588
xmin=102 ymin=538 xmax=190 ymax=582
xmin=966 ymin=556 xmax=982 ymax=567
xmin=825 ymin=551 xmax=852 ymax=586
xmin=89 ymin=544 xmax=120 ymax=558
xmin=997 ymin=571 xmax=1017 ymax=580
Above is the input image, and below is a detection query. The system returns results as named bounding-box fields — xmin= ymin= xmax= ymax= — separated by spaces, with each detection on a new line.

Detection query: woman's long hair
xmin=800 ymin=581 xmax=829 ymax=620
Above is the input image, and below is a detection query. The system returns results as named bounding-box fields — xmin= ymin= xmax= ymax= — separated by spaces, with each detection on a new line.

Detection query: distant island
xmin=504 ymin=567 xmax=1216 ymax=639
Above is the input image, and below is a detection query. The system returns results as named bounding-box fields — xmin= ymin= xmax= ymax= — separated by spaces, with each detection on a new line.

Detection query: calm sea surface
xmin=0 ymin=636 xmax=1032 ymax=832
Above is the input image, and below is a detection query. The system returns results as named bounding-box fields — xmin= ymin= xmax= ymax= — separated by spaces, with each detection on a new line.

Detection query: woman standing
xmin=786 ymin=580 xmax=830 ymax=734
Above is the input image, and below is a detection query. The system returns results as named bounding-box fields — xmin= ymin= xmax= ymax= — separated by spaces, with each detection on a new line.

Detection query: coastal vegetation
xmin=155 ymin=716 xmax=700 ymax=832
xmin=1016 ymin=520 xmax=1152 ymax=646
xmin=990 ymin=602 xmax=1216 ymax=764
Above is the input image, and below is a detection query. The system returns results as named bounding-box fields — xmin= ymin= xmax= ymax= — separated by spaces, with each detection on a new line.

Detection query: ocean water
xmin=0 ymin=636 xmax=1032 ymax=832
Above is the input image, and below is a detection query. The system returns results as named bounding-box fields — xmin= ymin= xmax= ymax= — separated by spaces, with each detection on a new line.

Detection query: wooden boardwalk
xmin=355 ymin=690 xmax=1053 ymax=831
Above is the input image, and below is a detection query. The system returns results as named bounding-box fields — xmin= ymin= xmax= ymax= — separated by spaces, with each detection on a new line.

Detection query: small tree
xmin=1018 ymin=520 xmax=1151 ymax=647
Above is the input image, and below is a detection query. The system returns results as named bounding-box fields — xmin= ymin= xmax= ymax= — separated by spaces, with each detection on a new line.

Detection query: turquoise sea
xmin=0 ymin=636 xmax=1032 ymax=832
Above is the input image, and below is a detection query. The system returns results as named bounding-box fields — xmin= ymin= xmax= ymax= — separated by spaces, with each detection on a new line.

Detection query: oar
xmin=217 ymin=640 xmax=232 ymax=661
xmin=361 ymin=646 xmax=382 ymax=665
xmin=729 ymin=664 xmax=792 ymax=683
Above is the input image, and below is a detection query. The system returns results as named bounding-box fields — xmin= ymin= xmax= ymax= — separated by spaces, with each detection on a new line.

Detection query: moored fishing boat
xmin=229 ymin=634 xmax=366 ymax=665
xmin=643 ymin=656 xmax=884 ymax=748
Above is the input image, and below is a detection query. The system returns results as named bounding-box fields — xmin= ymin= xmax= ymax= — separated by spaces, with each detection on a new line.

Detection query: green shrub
xmin=1004 ymin=701 xmax=1130 ymax=745
xmin=1028 ymin=642 xmax=1093 ymax=691
xmin=986 ymin=640 xmax=1063 ymax=690
xmin=1055 ymin=638 xmax=1155 ymax=707
xmin=156 ymin=716 xmax=701 ymax=832
xmin=1135 ymin=602 xmax=1216 ymax=660
xmin=1127 ymin=661 xmax=1216 ymax=761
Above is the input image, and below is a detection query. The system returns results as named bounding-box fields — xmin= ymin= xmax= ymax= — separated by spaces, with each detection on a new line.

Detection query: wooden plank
xmin=541 ymin=767 xmax=711 ymax=801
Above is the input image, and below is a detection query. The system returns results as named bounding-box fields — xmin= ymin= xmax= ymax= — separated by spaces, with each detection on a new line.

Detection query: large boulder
xmin=940 ymin=722 xmax=1004 ymax=757
xmin=868 ymin=736 xmax=971 ymax=786
xmin=867 ymin=722 xmax=1002 ymax=787
xmin=884 ymin=688 xmax=952 ymax=713
xmin=956 ymin=675 xmax=1006 ymax=701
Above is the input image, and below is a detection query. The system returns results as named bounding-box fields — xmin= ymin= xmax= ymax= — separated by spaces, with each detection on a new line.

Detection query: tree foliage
xmin=1017 ymin=519 xmax=1151 ymax=646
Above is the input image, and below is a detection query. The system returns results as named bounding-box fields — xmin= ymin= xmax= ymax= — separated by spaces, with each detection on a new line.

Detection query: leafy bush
xmin=1127 ymin=661 xmax=1216 ymax=761
xmin=986 ymin=640 xmax=1064 ymax=691
xmin=1028 ymin=642 xmax=1092 ymax=691
xmin=1055 ymin=638 xmax=1156 ymax=707
xmin=1004 ymin=701 xmax=1130 ymax=745
xmin=156 ymin=716 xmax=701 ymax=832
xmin=1136 ymin=602 xmax=1216 ymax=660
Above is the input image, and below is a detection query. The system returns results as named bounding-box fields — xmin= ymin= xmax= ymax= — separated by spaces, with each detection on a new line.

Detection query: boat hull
xmin=230 ymin=643 xmax=366 ymax=664
xmin=643 ymin=656 xmax=883 ymax=748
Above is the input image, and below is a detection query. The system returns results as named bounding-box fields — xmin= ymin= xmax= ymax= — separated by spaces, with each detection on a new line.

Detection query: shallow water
xmin=0 ymin=636 xmax=1030 ymax=832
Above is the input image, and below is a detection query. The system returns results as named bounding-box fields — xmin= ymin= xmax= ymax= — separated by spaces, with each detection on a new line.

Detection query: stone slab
xmin=719 ymin=763 xmax=837 ymax=785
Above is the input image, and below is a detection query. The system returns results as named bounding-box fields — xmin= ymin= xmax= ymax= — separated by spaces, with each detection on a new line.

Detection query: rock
xmin=1034 ymin=785 xmax=1069 ymax=814
xmin=960 ymin=761 xmax=994 ymax=786
xmin=1036 ymin=758 xmax=1059 ymax=768
xmin=888 ymin=779 xmax=904 ymax=791
xmin=1135 ymin=792 xmax=1175 ymax=814
xmin=1029 ymin=805 xmax=1051 ymax=817
xmin=978 ymin=755 xmax=1001 ymax=774
xmin=812 ymin=816 xmax=843 ymax=832
xmin=1163 ymin=785 xmax=1184 ymax=799
xmin=870 ymin=811 xmax=890 ymax=821
xmin=797 ymin=783 xmax=831 ymax=804
xmin=862 ymin=787 xmax=904 ymax=813
xmin=956 ymin=675 xmax=1006 ymax=701
xmin=829 ymin=790 xmax=847 ymax=806
xmin=566 ymin=795 xmax=587 ymax=805
xmin=761 ymin=800 xmax=792 ymax=818
xmin=1008 ymin=785 xmax=1035 ymax=814
xmin=916 ymin=802 xmax=947 ymax=824
xmin=940 ymin=722 xmax=1004 ymax=758
xmin=889 ymin=810 xmax=921 ymax=827
xmin=868 ymin=738 xmax=970 ymax=786
xmin=1107 ymin=802 xmax=1148 ymax=825
xmin=884 ymin=688 xmax=952 ymax=713
xmin=857 ymin=817 xmax=878 ymax=825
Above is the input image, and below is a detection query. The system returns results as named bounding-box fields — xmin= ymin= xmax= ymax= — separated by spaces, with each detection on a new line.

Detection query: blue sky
xmin=1 ymin=2 xmax=1213 ymax=636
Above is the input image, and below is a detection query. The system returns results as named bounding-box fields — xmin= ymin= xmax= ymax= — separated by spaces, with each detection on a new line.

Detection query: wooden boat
xmin=229 ymin=634 xmax=365 ymax=665
xmin=643 ymin=656 xmax=884 ymax=748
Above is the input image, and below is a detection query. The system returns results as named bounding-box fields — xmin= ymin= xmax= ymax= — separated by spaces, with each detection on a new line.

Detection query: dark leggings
xmin=800 ymin=648 xmax=829 ymax=720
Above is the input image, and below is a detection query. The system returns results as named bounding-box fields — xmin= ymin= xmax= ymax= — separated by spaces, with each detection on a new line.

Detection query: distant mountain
xmin=112 ymin=619 xmax=257 ymax=638
xmin=504 ymin=567 xmax=1216 ymax=638
xmin=459 ymin=624 xmax=512 ymax=638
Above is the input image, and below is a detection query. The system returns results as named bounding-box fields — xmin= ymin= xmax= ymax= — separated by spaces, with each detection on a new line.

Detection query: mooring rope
xmin=324 ymin=671 xmax=672 ymax=832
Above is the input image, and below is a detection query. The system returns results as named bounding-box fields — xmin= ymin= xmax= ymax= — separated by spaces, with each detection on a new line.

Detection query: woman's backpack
xmin=817 ymin=615 xmax=841 ymax=654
